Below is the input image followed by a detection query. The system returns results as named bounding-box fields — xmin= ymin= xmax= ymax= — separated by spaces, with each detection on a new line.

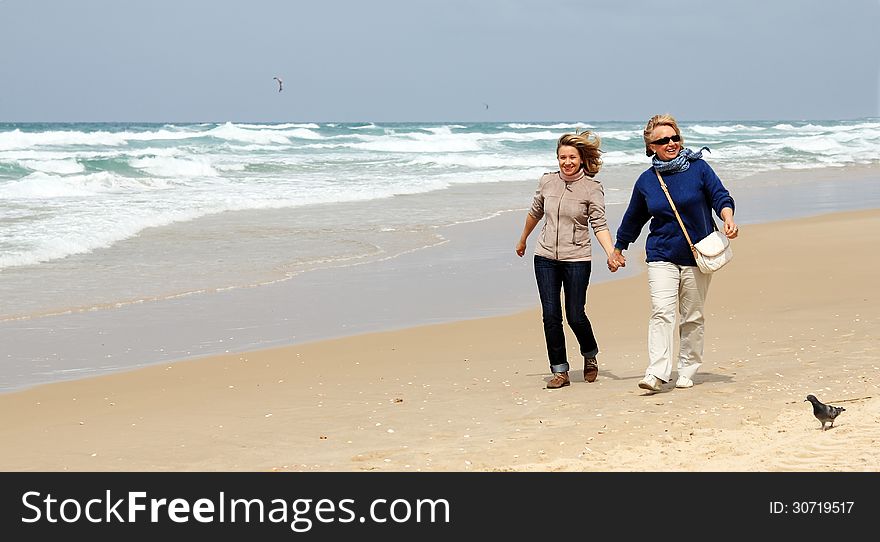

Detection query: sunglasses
xmin=649 ymin=134 xmax=681 ymax=146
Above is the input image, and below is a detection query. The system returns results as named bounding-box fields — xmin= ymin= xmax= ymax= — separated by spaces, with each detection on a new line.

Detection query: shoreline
xmin=3 ymin=164 xmax=880 ymax=393
xmin=2 ymin=208 xmax=878 ymax=471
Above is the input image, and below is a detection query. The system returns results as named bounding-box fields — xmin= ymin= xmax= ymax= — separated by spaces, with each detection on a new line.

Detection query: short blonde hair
xmin=557 ymin=132 xmax=602 ymax=176
xmin=643 ymin=114 xmax=684 ymax=157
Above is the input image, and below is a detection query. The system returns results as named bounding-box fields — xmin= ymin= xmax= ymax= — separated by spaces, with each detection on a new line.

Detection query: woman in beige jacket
xmin=516 ymin=132 xmax=620 ymax=389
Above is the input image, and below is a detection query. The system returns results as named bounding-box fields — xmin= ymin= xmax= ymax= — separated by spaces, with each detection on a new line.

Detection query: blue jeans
xmin=534 ymin=255 xmax=599 ymax=373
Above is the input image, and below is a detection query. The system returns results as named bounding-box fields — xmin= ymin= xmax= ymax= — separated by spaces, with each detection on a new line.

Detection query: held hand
xmin=608 ymin=250 xmax=626 ymax=272
xmin=724 ymin=219 xmax=739 ymax=239
xmin=515 ymin=240 xmax=526 ymax=257
xmin=607 ymin=256 xmax=620 ymax=272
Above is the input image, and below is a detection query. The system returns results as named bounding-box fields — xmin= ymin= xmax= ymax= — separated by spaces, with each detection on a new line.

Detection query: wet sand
xmin=2 ymin=209 xmax=877 ymax=471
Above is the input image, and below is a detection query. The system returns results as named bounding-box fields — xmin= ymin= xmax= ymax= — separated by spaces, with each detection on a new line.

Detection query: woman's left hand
xmin=724 ymin=218 xmax=739 ymax=239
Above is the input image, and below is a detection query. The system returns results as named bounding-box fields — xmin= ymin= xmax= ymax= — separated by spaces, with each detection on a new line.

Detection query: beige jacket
xmin=528 ymin=171 xmax=608 ymax=261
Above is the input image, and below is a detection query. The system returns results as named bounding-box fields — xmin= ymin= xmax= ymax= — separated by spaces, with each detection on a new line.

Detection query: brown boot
xmin=584 ymin=357 xmax=598 ymax=383
xmin=546 ymin=372 xmax=570 ymax=389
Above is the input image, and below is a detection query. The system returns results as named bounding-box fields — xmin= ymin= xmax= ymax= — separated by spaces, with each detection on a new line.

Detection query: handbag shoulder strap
xmin=655 ymin=168 xmax=696 ymax=250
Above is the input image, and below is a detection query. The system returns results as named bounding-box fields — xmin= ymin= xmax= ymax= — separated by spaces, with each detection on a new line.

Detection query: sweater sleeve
xmin=614 ymin=179 xmax=650 ymax=250
xmin=700 ymin=161 xmax=735 ymax=217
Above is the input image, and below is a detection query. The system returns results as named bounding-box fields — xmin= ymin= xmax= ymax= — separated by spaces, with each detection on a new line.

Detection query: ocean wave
xmin=0 ymin=171 xmax=173 ymax=199
xmin=507 ymin=122 xmax=594 ymax=130
xmin=18 ymin=159 xmax=85 ymax=175
xmin=206 ymin=122 xmax=308 ymax=144
xmin=688 ymin=124 xmax=767 ymax=135
xmin=0 ymin=206 xmax=211 ymax=269
xmin=130 ymin=156 xmax=220 ymax=178
xmin=350 ymin=128 xmax=484 ymax=153
xmin=600 ymin=150 xmax=651 ymax=166
xmin=0 ymin=127 xmax=207 ymax=151
xmin=0 ymin=128 xmax=129 ymax=150
xmin=235 ymin=122 xmax=321 ymax=130
xmin=2 ymin=119 xmax=879 ymax=273
xmin=407 ymin=153 xmax=546 ymax=169
xmin=597 ymin=130 xmax=639 ymax=141
xmin=352 ymin=138 xmax=482 ymax=153
xmin=341 ymin=127 xmax=565 ymax=154
xmin=348 ymin=123 xmax=378 ymax=130
xmin=1 ymin=146 xmax=184 ymax=165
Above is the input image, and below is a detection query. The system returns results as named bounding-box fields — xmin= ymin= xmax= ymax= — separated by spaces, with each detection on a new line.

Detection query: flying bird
xmin=482 ymin=102 xmax=489 ymax=110
xmin=804 ymin=394 xmax=846 ymax=430
xmin=273 ymin=76 xmax=283 ymax=92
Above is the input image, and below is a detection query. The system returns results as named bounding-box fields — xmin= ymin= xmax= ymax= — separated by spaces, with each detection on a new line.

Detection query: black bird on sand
xmin=804 ymin=394 xmax=846 ymax=430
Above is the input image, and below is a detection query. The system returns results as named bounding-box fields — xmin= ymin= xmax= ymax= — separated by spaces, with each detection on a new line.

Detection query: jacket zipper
xmin=555 ymin=181 xmax=567 ymax=259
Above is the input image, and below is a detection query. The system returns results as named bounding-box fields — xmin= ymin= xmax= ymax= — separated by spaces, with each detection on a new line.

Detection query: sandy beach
xmin=1 ymin=208 xmax=878 ymax=472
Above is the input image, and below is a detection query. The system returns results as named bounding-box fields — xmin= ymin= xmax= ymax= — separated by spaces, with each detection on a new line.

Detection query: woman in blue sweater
xmin=611 ymin=114 xmax=738 ymax=393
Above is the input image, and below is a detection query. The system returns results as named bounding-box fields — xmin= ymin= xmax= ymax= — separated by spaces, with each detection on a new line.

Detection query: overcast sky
xmin=2 ymin=0 xmax=879 ymax=123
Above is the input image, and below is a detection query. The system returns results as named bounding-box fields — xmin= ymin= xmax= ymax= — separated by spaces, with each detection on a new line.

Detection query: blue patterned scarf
xmin=652 ymin=146 xmax=710 ymax=173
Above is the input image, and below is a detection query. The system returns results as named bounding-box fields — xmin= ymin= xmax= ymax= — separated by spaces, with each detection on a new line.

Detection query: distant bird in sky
xmin=805 ymin=394 xmax=846 ymax=430
xmin=482 ymin=102 xmax=489 ymax=110
xmin=273 ymin=76 xmax=283 ymax=92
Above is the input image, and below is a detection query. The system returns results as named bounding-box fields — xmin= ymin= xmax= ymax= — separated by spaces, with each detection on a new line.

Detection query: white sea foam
xmin=130 ymin=156 xmax=220 ymax=178
xmin=488 ymin=130 xmax=559 ymax=143
xmin=19 ymin=159 xmax=85 ymax=174
xmin=315 ymin=127 xmax=564 ymax=152
xmin=407 ymin=153 xmax=545 ymax=169
xmin=0 ymin=129 xmax=129 ymax=150
xmin=2 ymin=146 xmax=184 ymax=163
xmin=597 ymin=130 xmax=639 ymax=141
xmin=1 ymin=119 xmax=878 ymax=273
xmin=600 ymin=150 xmax=649 ymax=166
xmin=352 ymin=133 xmax=483 ymax=153
xmin=236 ymin=122 xmax=321 ymax=130
xmin=300 ymin=142 xmax=349 ymax=150
xmin=0 ymin=205 xmax=211 ymax=268
xmin=0 ymin=171 xmax=169 ymax=199
xmin=0 ymin=127 xmax=209 ymax=151
xmin=207 ymin=122 xmax=296 ymax=144
xmin=507 ymin=122 xmax=594 ymax=130
xmin=767 ymin=135 xmax=848 ymax=154
xmin=689 ymin=124 xmax=767 ymax=135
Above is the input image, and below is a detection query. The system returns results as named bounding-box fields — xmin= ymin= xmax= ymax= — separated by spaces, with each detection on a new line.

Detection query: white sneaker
xmin=675 ymin=375 xmax=694 ymax=388
xmin=638 ymin=375 xmax=661 ymax=392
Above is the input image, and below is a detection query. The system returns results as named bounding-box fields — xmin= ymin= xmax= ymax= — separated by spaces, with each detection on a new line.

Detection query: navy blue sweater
xmin=614 ymin=160 xmax=735 ymax=266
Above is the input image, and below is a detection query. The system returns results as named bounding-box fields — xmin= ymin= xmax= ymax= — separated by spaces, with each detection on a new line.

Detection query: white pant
xmin=645 ymin=262 xmax=712 ymax=383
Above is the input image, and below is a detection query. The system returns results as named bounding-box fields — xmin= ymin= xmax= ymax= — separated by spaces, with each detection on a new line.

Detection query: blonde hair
xmin=557 ymin=132 xmax=602 ymax=176
xmin=643 ymin=113 xmax=684 ymax=157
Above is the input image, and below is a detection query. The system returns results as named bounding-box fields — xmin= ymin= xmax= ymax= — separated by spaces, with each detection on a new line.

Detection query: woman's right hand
xmin=515 ymin=240 xmax=526 ymax=257
xmin=608 ymin=249 xmax=626 ymax=272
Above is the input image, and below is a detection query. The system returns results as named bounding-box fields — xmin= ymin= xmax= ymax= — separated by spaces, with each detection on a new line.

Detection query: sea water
xmin=2 ymin=119 xmax=879 ymax=390
xmin=2 ymin=119 xmax=879 ymax=320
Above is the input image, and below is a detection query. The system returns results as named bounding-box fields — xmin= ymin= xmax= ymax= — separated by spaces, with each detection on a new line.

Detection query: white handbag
xmin=655 ymin=169 xmax=733 ymax=274
xmin=692 ymin=230 xmax=733 ymax=273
